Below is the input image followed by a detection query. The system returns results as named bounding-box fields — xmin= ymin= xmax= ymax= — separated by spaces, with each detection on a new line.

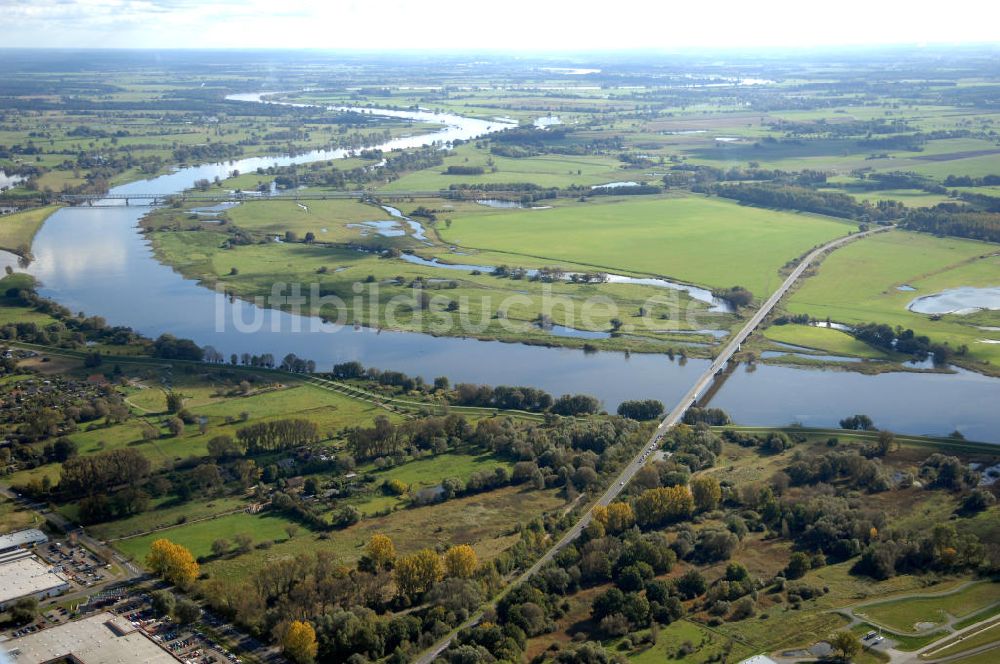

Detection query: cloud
xmin=1 ymin=0 xmax=997 ymax=49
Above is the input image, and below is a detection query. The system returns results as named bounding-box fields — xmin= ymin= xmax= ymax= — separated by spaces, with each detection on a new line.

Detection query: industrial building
xmin=0 ymin=611 xmax=178 ymax=663
xmin=0 ymin=528 xmax=48 ymax=553
xmin=0 ymin=550 xmax=70 ymax=610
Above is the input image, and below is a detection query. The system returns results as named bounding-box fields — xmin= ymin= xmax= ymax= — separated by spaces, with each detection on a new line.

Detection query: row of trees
xmin=59 ymin=447 xmax=150 ymax=497
xmin=902 ymin=204 xmax=1000 ymax=243
xmin=235 ymin=418 xmax=319 ymax=454
xmin=852 ymin=322 xmax=961 ymax=363
xmin=708 ymin=182 xmax=905 ymax=221
xmin=330 ymin=360 xmax=604 ymax=417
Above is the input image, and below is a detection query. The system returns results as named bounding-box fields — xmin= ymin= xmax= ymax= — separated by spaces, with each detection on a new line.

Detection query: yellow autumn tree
xmin=690 ymin=476 xmax=722 ymax=512
xmin=385 ymin=478 xmax=408 ymax=496
xmin=146 ymin=538 xmax=199 ymax=588
xmin=591 ymin=504 xmax=609 ymax=526
xmin=394 ymin=548 xmax=444 ymax=599
xmin=444 ymin=544 xmax=478 ymax=579
xmin=634 ymin=486 xmax=694 ymax=527
xmin=605 ymin=502 xmax=635 ymax=533
xmin=366 ymin=533 xmax=396 ymax=569
xmin=281 ymin=620 xmax=318 ymax=664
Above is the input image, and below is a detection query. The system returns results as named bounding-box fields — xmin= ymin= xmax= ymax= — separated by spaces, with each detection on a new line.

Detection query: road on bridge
xmin=414 ymin=223 xmax=893 ymax=664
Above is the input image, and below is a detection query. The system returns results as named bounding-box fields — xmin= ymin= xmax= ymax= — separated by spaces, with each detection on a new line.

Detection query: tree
xmin=830 ymin=631 xmax=861 ymax=661
xmin=840 ymin=414 xmax=875 ymax=431
xmin=52 ymin=437 xmax=78 ymax=462
xmin=384 ymin=478 xmax=408 ymax=496
xmin=961 ymin=489 xmax=997 ymax=514
xmin=234 ymin=533 xmax=254 ymax=554
xmin=192 ymin=463 xmax=223 ymax=493
xmin=676 ymin=569 xmax=706 ymax=599
xmin=635 ymin=486 xmax=694 ymax=527
xmin=617 ymin=400 xmax=665 ymax=421
xmin=59 ymin=448 xmax=150 ymax=497
xmin=174 ymin=598 xmax=201 ymax=625
xmin=281 ymin=620 xmax=318 ymax=664
xmin=875 ymin=430 xmax=897 ymax=456
xmin=166 ymin=392 xmax=184 ymax=414
xmin=605 ymin=502 xmax=635 ymax=534
xmin=785 ymin=552 xmax=810 ymax=580
xmin=10 ymin=597 xmax=38 ymax=625
xmin=166 ymin=417 xmax=184 ymax=437
xmin=730 ymin=596 xmax=756 ymax=620
xmin=366 ymin=534 xmax=396 ymax=570
xmin=551 ymin=394 xmax=600 ymax=416
xmin=146 ymin=539 xmax=199 ymax=588
xmin=691 ymin=476 xmax=722 ymax=512
xmin=395 ymin=548 xmax=444 ymax=600
xmin=150 ymin=590 xmax=176 ymax=617
xmin=444 ymin=544 xmax=478 ymax=579
xmin=207 ymin=435 xmax=242 ymax=459
xmin=211 ymin=539 xmax=230 ymax=557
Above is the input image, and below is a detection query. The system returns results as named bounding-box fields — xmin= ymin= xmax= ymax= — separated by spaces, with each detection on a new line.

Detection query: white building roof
xmin=1 ymin=611 xmax=177 ymax=664
xmin=0 ymin=528 xmax=48 ymax=550
xmin=738 ymin=656 xmax=779 ymax=664
xmin=0 ymin=555 xmax=69 ymax=606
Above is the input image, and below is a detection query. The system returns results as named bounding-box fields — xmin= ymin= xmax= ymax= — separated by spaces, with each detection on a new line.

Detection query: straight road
xmin=414 ymin=224 xmax=892 ymax=664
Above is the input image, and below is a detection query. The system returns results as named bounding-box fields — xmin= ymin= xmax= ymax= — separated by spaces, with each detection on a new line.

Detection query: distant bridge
xmin=4 ymin=190 xmax=547 ymax=207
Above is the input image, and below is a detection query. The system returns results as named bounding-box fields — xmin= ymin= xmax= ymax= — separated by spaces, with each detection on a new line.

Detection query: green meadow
xmin=784 ymin=230 xmax=1000 ymax=366
xmin=0 ymin=205 xmax=61 ymax=254
xmin=857 ymin=582 xmax=1000 ymax=634
xmin=440 ymin=194 xmax=854 ymax=295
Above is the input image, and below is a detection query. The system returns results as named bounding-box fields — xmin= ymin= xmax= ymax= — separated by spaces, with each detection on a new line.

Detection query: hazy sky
xmin=2 ymin=0 xmax=998 ymax=50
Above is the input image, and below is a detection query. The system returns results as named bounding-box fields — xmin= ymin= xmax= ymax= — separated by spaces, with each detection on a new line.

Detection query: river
xmin=8 ymin=92 xmax=1000 ymax=442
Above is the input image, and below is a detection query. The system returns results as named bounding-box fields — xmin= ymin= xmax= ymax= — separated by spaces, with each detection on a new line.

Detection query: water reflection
xmin=7 ymin=95 xmax=1000 ymax=442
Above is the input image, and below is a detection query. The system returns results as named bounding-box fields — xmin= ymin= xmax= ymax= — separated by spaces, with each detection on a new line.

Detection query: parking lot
xmin=115 ymin=597 xmax=242 ymax=664
xmin=36 ymin=540 xmax=113 ymax=589
xmin=3 ymin=592 xmax=246 ymax=664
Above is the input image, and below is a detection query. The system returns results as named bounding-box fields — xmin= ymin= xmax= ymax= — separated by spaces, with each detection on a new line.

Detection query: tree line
xmin=235 ymin=418 xmax=319 ymax=454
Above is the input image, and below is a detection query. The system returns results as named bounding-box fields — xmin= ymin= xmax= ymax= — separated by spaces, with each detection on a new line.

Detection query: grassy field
xmin=921 ymin=618 xmax=1000 ymax=660
xmin=836 ymin=188 xmax=953 ymax=208
xmin=622 ymin=620 xmax=756 ymax=664
xmin=439 ymin=194 xmax=854 ymax=295
xmin=125 ymin=484 xmax=566 ymax=590
xmin=220 ymin=198 xmax=393 ymax=241
xmin=0 ymin=495 xmax=40 ymax=533
xmin=370 ymin=451 xmax=514 ymax=490
xmin=87 ymin=496 xmax=250 ymax=541
xmin=380 ymin=146 xmax=628 ymax=191
xmin=6 ymin=380 xmax=391 ymax=479
xmin=762 ymin=324 xmax=895 ymax=359
xmin=0 ymin=205 xmax=61 ymax=254
xmin=857 ymin=582 xmax=1000 ymax=634
xmin=114 ymin=511 xmax=295 ymax=561
xmin=784 ymin=230 xmax=1000 ymax=366
xmin=147 ymin=224 xmax=734 ymax=355
xmin=938 ymin=649 xmax=1000 ymax=664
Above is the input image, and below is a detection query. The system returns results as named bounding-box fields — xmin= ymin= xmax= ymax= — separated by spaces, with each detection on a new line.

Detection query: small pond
xmin=908 ymin=286 xmax=1000 ymax=315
